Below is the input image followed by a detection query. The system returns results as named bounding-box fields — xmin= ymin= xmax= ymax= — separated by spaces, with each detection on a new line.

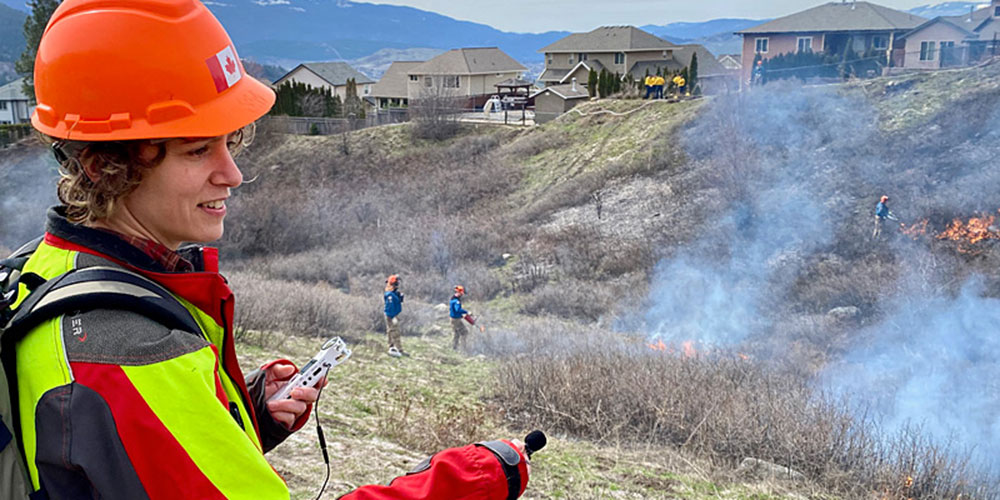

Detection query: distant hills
xmin=908 ymin=1 xmax=988 ymax=18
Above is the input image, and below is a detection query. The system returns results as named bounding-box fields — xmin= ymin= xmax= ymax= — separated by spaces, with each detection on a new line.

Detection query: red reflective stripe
xmin=72 ymin=363 xmax=227 ymax=500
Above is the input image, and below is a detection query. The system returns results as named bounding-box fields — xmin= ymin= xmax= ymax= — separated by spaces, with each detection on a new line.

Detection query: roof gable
xmin=539 ymin=26 xmax=675 ymax=53
xmin=278 ymin=62 xmax=375 ymax=87
xmin=0 ymin=78 xmax=29 ymax=101
xmin=737 ymin=2 xmax=926 ymax=34
xmin=371 ymin=61 xmax=423 ymax=98
xmin=408 ymin=47 xmax=526 ymax=75
xmin=530 ymin=83 xmax=589 ymax=100
xmin=900 ymin=16 xmax=975 ymax=39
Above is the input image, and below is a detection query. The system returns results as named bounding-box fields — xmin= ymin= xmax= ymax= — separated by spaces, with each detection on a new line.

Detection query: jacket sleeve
xmin=245 ymin=359 xmax=312 ymax=453
xmin=338 ymin=440 xmax=529 ymax=500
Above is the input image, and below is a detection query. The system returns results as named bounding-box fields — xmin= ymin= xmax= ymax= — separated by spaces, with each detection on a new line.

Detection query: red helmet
xmin=454 ymin=285 xmax=465 ymax=294
xmin=386 ymin=275 xmax=400 ymax=286
xmin=880 ymin=195 xmax=889 ymax=203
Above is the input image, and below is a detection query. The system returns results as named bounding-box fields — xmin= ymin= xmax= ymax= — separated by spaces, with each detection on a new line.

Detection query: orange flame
xmin=900 ymin=219 xmax=928 ymax=239
xmin=936 ymin=212 xmax=998 ymax=253
xmin=681 ymin=340 xmax=696 ymax=358
xmin=648 ymin=339 xmax=668 ymax=351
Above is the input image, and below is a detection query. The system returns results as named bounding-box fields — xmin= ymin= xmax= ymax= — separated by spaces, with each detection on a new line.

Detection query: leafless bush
xmin=409 ymin=85 xmax=464 ymax=141
xmin=487 ymin=325 xmax=1000 ymax=498
xmin=520 ymin=278 xmax=619 ymax=321
xmin=229 ymin=271 xmax=374 ymax=339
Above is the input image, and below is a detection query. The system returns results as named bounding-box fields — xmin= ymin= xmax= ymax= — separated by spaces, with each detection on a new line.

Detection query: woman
xmin=10 ymin=0 xmax=530 ymax=498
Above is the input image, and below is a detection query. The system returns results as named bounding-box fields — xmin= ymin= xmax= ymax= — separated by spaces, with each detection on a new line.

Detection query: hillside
xmin=3 ymin=62 xmax=1000 ymax=498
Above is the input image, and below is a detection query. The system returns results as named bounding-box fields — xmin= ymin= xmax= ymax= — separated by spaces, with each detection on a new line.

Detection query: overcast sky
xmin=357 ymin=0 xmax=941 ymax=33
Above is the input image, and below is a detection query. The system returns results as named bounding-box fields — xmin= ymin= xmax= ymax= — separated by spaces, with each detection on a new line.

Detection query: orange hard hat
xmin=32 ymin=0 xmax=275 ymax=141
xmin=880 ymin=195 xmax=889 ymax=202
xmin=386 ymin=275 xmax=400 ymax=286
xmin=454 ymin=285 xmax=465 ymax=294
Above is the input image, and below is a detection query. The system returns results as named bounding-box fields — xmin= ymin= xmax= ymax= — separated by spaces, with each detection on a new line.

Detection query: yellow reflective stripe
xmin=16 ymin=317 xmax=72 ymax=490
xmin=121 ymin=349 xmax=286 ymax=499
xmin=177 ymin=302 xmax=262 ymax=449
xmin=16 ymin=243 xmax=76 ymax=489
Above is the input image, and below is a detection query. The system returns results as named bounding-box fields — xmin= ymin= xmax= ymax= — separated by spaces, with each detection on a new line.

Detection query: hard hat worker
xmin=384 ymin=274 xmax=405 ymax=357
xmin=10 ymin=0 xmax=531 ymax=498
xmin=450 ymin=285 xmax=483 ymax=350
xmin=872 ymin=195 xmax=898 ymax=239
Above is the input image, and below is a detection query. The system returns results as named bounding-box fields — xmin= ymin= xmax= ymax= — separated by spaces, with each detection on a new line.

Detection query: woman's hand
xmin=262 ymin=363 xmax=326 ymax=429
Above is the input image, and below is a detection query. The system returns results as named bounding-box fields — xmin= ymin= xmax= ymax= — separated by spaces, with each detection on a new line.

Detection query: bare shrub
xmin=409 ymin=85 xmax=464 ymax=141
xmin=520 ymin=278 xmax=619 ymax=321
xmin=229 ymin=271 xmax=374 ymax=339
xmin=487 ymin=324 xmax=1000 ymax=498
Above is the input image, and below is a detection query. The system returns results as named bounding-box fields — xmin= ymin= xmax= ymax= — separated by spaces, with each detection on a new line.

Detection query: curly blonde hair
xmin=50 ymin=125 xmax=254 ymax=223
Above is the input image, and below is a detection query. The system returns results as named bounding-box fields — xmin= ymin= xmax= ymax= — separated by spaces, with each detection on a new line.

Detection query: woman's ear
xmin=80 ymin=151 xmax=101 ymax=183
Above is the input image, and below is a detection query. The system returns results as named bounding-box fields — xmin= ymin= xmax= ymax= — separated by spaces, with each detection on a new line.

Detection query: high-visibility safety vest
xmin=13 ymin=217 xmax=289 ymax=499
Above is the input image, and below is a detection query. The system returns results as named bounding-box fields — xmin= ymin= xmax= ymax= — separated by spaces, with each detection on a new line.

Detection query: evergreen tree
xmin=16 ymin=0 xmax=60 ymax=101
xmin=612 ymin=72 xmax=621 ymax=94
xmin=689 ymin=52 xmax=699 ymax=93
xmin=587 ymin=68 xmax=598 ymax=98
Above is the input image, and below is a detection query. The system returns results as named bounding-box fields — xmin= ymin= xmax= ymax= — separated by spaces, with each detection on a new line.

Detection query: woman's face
xmin=112 ymin=133 xmax=243 ymax=250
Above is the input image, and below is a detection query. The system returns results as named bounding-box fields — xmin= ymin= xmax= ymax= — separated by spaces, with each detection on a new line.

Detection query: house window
xmin=872 ymin=35 xmax=888 ymax=50
xmin=755 ymin=37 xmax=769 ymax=54
xmin=577 ymin=53 xmax=587 ymax=62
xmin=409 ymin=75 xmax=418 ymax=81
xmin=797 ymin=37 xmax=813 ymax=53
xmin=614 ymin=52 xmax=624 ymax=64
xmin=995 ymin=5 xmax=1000 ymax=16
xmin=425 ymin=76 xmax=433 ymax=87
xmin=547 ymin=56 xmax=553 ymax=65
xmin=920 ymin=41 xmax=936 ymax=61
xmin=0 ymin=101 xmax=7 ymax=110
xmin=443 ymin=75 xmax=459 ymax=88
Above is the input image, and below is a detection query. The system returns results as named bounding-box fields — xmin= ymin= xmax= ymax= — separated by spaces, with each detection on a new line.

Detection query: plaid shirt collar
xmin=106 ymin=231 xmax=194 ymax=273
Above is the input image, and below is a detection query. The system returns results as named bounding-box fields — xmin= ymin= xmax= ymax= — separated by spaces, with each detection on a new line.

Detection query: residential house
xmin=531 ymin=78 xmax=589 ymax=123
xmin=0 ymin=78 xmax=33 ymax=125
xmin=899 ymin=0 xmax=1000 ymax=69
xmin=371 ymin=61 xmax=422 ymax=109
xmin=718 ymin=54 xmax=743 ymax=71
xmin=273 ymin=62 xmax=375 ymax=101
xmin=406 ymin=47 xmax=526 ymax=108
xmin=537 ymin=26 xmax=731 ymax=93
xmin=736 ymin=1 xmax=926 ymax=84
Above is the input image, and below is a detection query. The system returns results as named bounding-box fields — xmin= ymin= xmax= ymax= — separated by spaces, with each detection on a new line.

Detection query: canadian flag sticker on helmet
xmin=206 ymin=45 xmax=242 ymax=93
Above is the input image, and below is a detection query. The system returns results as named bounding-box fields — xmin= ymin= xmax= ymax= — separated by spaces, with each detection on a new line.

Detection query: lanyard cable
xmin=313 ymin=383 xmax=330 ymax=500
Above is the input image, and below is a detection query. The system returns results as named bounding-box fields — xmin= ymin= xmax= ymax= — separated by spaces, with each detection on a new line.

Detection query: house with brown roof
xmin=371 ymin=61 xmax=422 ymax=109
xmin=898 ymin=0 xmax=1000 ymax=69
xmin=406 ymin=47 xmax=526 ymax=107
xmin=736 ymin=1 xmax=926 ymax=84
xmin=273 ymin=62 xmax=376 ymax=100
xmin=537 ymin=26 xmax=730 ymax=92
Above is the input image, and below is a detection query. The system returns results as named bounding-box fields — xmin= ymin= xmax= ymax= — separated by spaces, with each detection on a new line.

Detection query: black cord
xmin=313 ymin=384 xmax=331 ymax=500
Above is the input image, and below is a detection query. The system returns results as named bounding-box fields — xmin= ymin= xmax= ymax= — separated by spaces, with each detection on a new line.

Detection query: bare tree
xmin=409 ymin=79 xmax=464 ymax=141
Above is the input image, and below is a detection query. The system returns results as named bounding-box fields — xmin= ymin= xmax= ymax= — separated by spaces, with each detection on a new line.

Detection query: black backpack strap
xmin=5 ymin=266 xmax=201 ymax=337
